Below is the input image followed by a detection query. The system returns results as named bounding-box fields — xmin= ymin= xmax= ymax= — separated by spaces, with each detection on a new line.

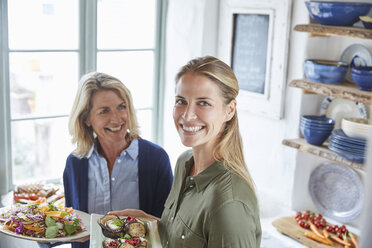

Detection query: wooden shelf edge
xmin=289 ymin=79 xmax=372 ymax=105
xmin=294 ymin=24 xmax=372 ymax=40
xmin=282 ymin=138 xmax=364 ymax=170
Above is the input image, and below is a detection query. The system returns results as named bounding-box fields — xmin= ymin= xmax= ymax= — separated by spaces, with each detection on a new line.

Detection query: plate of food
xmin=0 ymin=198 xmax=90 ymax=242
xmin=319 ymin=96 xmax=367 ymax=129
xmin=90 ymin=213 xmax=162 ymax=248
xmin=308 ymin=162 xmax=364 ymax=223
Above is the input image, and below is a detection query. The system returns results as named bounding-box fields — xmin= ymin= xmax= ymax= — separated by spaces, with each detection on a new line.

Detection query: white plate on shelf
xmin=319 ymin=96 xmax=367 ymax=129
xmin=90 ymin=214 xmax=162 ymax=248
xmin=0 ymin=207 xmax=90 ymax=242
xmin=308 ymin=162 xmax=364 ymax=223
xmin=340 ymin=44 xmax=372 ymax=83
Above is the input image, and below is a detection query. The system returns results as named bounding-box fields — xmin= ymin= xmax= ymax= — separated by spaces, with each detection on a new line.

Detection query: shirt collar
xmin=86 ymin=138 xmax=139 ymax=160
xmin=185 ymin=156 xmax=227 ymax=192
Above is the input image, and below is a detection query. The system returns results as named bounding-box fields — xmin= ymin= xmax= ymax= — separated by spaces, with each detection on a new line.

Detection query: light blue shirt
xmin=87 ymin=139 xmax=139 ymax=215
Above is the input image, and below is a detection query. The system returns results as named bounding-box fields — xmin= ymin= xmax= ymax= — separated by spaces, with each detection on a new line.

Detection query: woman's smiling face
xmin=85 ymin=90 xmax=129 ymax=146
xmin=173 ymin=72 xmax=235 ymax=150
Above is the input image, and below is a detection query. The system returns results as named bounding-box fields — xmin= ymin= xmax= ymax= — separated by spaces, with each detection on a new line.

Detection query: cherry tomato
xmin=304 ymin=223 xmax=310 ymax=229
xmin=326 ymin=226 xmax=333 ymax=232
xmin=334 ymin=226 xmax=340 ymax=233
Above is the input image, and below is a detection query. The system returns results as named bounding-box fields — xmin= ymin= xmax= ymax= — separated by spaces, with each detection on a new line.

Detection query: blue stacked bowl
xmin=301 ymin=115 xmax=335 ymax=146
xmin=305 ymin=1 xmax=372 ymax=26
xmin=351 ymin=66 xmax=372 ymax=91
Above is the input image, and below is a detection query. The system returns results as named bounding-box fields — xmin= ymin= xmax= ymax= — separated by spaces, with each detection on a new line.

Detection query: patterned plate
xmin=340 ymin=44 xmax=372 ymax=83
xmin=309 ymin=162 xmax=364 ymax=223
xmin=319 ymin=97 xmax=367 ymax=130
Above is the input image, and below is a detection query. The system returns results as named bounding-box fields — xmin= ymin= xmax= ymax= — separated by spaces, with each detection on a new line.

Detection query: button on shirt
xmin=87 ymin=139 xmax=139 ymax=215
xmin=159 ymin=150 xmax=262 ymax=248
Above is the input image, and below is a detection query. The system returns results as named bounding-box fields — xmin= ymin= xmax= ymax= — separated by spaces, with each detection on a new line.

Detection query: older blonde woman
xmin=63 ymin=72 xmax=173 ymax=248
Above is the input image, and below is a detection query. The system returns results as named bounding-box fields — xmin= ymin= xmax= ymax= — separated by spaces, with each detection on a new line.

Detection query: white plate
xmin=340 ymin=44 xmax=372 ymax=83
xmin=309 ymin=162 xmax=364 ymax=223
xmin=319 ymin=96 xmax=367 ymax=129
xmin=0 ymin=207 xmax=90 ymax=242
xmin=89 ymin=214 xmax=162 ymax=248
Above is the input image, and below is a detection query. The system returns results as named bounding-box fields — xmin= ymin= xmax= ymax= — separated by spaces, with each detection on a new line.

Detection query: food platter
xmin=0 ymin=207 xmax=90 ymax=242
xmin=89 ymin=214 xmax=162 ymax=248
xmin=319 ymin=96 xmax=367 ymax=129
xmin=308 ymin=162 xmax=364 ymax=223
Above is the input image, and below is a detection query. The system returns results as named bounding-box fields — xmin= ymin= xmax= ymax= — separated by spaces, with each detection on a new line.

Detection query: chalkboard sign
xmin=231 ymin=14 xmax=270 ymax=94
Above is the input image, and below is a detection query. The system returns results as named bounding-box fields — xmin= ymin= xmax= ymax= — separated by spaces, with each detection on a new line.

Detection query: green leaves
xmin=111 ymin=219 xmax=124 ymax=227
xmin=45 ymin=226 xmax=59 ymax=238
xmin=45 ymin=215 xmax=59 ymax=238
xmin=64 ymin=223 xmax=82 ymax=235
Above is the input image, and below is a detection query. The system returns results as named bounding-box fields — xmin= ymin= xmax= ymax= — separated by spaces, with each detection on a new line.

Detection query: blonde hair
xmin=69 ymin=72 xmax=140 ymax=157
xmin=176 ymin=56 xmax=256 ymax=195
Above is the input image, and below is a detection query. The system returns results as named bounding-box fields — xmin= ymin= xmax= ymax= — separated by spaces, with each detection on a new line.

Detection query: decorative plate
xmin=89 ymin=214 xmax=162 ymax=248
xmin=319 ymin=97 xmax=367 ymax=129
xmin=309 ymin=162 xmax=364 ymax=223
xmin=340 ymin=44 xmax=372 ymax=82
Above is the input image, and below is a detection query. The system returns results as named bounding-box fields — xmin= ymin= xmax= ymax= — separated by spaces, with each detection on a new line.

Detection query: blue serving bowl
xmin=301 ymin=125 xmax=333 ymax=146
xmin=351 ymin=66 xmax=372 ymax=91
xmin=304 ymin=59 xmax=348 ymax=85
xmin=305 ymin=1 xmax=372 ymax=26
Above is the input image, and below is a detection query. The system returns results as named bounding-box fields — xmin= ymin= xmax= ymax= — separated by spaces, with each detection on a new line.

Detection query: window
xmin=0 ymin=0 xmax=165 ymax=193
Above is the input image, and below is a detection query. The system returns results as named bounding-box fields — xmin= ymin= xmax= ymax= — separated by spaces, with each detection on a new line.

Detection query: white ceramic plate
xmin=340 ymin=44 xmax=372 ymax=83
xmin=319 ymin=96 xmax=367 ymax=129
xmin=309 ymin=162 xmax=364 ymax=223
xmin=0 ymin=207 xmax=90 ymax=242
xmin=90 ymin=214 xmax=162 ymax=248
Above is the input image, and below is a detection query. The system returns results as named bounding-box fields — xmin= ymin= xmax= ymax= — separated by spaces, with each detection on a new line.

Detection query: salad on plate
xmin=0 ymin=198 xmax=86 ymax=239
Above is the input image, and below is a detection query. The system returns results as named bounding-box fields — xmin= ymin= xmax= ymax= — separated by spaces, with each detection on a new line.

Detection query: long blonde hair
xmin=69 ymin=72 xmax=140 ymax=157
xmin=176 ymin=56 xmax=256 ymax=195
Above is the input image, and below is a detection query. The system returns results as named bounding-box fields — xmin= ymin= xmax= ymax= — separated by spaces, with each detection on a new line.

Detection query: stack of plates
xmin=328 ymin=129 xmax=366 ymax=163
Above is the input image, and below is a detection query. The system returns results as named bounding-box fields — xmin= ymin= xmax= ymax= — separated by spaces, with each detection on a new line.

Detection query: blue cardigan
xmin=62 ymin=138 xmax=173 ymax=248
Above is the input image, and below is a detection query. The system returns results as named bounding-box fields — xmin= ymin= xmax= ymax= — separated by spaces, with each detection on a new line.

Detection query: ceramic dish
xmin=340 ymin=44 xmax=372 ymax=83
xmin=89 ymin=214 xmax=162 ymax=248
xmin=319 ymin=97 xmax=367 ymax=129
xmin=0 ymin=208 xmax=90 ymax=242
xmin=309 ymin=162 xmax=364 ymax=223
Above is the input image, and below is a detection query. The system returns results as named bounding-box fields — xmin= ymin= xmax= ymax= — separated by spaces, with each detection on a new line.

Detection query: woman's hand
xmin=108 ymin=209 xmax=160 ymax=222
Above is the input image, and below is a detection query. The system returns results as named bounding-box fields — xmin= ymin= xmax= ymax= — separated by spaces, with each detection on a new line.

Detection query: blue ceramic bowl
xmin=360 ymin=16 xmax=372 ymax=29
xmin=301 ymin=123 xmax=334 ymax=131
xmin=351 ymin=66 xmax=372 ymax=91
xmin=301 ymin=115 xmax=335 ymax=125
xmin=305 ymin=1 xmax=372 ymax=26
xmin=304 ymin=59 xmax=348 ymax=85
xmin=301 ymin=125 xmax=333 ymax=146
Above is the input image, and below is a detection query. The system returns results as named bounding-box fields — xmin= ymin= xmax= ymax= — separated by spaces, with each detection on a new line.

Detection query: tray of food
xmin=0 ymin=198 xmax=89 ymax=242
xmin=90 ymin=213 xmax=162 ymax=248
xmin=273 ymin=210 xmax=359 ymax=248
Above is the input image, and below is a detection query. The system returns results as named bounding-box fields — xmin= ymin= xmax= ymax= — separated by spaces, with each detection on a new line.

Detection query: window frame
xmin=0 ymin=0 xmax=166 ymax=195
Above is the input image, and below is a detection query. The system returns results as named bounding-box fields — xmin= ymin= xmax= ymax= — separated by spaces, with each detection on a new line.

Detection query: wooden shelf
xmin=289 ymin=79 xmax=372 ymax=105
xmin=282 ymin=138 xmax=364 ymax=170
xmin=294 ymin=24 xmax=372 ymax=40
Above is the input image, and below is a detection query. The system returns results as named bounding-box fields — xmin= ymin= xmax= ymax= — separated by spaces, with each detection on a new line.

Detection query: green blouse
xmin=159 ymin=150 xmax=261 ymax=248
